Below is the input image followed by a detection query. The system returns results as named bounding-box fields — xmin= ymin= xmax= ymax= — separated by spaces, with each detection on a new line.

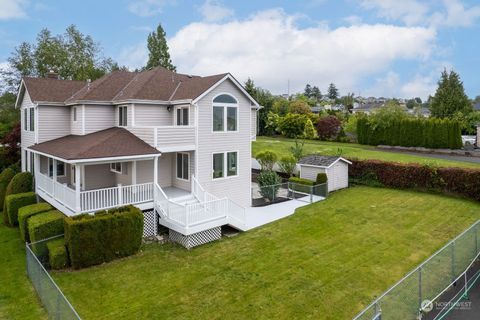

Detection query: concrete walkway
xmin=244 ymin=196 xmax=324 ymax=230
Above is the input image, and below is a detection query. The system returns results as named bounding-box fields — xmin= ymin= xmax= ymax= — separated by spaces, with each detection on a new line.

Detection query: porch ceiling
xmin=28 ymin=127 xmax=160 ymax=163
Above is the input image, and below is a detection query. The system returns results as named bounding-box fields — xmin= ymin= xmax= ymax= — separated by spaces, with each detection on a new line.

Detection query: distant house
xmin=311 ymin=105 xmax=325 ymax=114
xmin=351 ymin=103 xmax=384 ymax=114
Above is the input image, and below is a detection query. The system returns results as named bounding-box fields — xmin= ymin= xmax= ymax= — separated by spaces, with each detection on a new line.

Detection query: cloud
xmin=168 ymin=9 xmax=436 ymax=95
xmin=343 ymin=15 xmax=363 ymax=25
xmin=198 ymin=0 xmax=233 ymax=22
xmin=0 ymin=0 xmax=28 ymax=20
xmin=361 ymin=0 xmax=480 ymax=28
xmin=400 ymin=75 xmax=437 ymax=99
xmin=117 ymin=43 xmax=148 ymax=70
xmin=127 ymin=0 xmax=176 ymax=17
xmin=360 ymin=0 xmax=429 ymax=26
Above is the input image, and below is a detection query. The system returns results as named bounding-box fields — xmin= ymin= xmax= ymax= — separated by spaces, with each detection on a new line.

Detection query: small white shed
xmin=298 ymin=155 xmax=352 ymax=192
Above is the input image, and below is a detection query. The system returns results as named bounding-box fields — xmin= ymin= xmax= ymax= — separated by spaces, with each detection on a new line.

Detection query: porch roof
xmin=28 ymin=127 xmax=160 ymax=161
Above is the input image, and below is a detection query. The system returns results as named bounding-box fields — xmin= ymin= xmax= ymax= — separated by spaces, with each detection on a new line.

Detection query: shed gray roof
xmin=298 ymin=155 xmax=351 ymax=167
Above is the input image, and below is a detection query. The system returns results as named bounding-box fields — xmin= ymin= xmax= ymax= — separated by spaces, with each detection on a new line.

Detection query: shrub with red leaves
xmin=1 ymin=122 xmax=21 ymax=165
xmin=316 ymin=115 xmax=341 ymax=140
xmin=349 ymin=159 xmax=480 ymax=202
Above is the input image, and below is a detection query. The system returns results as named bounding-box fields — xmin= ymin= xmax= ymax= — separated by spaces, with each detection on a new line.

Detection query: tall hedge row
xmin=357 ymin=118 xmax=462 ymax=149
xmin=349 ymin=159 xmax=480 ymax=201
xmin=64 ymin=205 xmax=143 ymax=269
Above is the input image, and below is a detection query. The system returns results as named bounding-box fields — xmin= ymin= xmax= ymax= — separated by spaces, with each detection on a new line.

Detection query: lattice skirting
xmin=169 ymin=227 xmax=221 ymax=249
xmin=143 ymin=210 xmax=158 ymax=238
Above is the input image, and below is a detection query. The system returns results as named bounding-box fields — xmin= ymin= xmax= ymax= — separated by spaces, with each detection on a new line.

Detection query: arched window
xmin=212 ymin=94 xmax=238 ymax=132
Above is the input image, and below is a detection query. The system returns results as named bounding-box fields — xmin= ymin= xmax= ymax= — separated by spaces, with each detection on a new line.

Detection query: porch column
xmin=132 ymin=161 xmax=137 ymax=185
xmin=52 ymin=158 xmax=57 ymax=196
xmin=154 ymin=156 xmax=159 ymax=185
xmin=34 ymin=153 xmax=40 ymax=193
xmin=75 ymin=164 xmax=81 ymax=212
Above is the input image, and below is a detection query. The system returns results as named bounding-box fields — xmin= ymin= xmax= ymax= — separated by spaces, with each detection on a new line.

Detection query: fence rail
xmin=251 ymin=182 xmax=328 ymax=206
xmin=26 ymin=236 xmax=81 ymax=320
xmin=353 ymin=220 xmax=480 ymax=320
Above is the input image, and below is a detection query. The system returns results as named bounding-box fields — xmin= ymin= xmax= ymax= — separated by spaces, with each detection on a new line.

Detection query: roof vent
xmin=46 ymin=70 xmax=59 ymax=79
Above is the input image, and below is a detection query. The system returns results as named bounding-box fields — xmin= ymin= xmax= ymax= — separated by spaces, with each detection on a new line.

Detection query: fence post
xmin=272 ymin=185 xmax=276 ymax=202
xmin=310 ymin=186 xmax=313 ymax=203
xmin=451 ymin=240 xmax=456 ymax=281
xmin=118 ymin=184 xmax=123 ymax=206
xmin=418 ymin=267 xmax=422 ymax=316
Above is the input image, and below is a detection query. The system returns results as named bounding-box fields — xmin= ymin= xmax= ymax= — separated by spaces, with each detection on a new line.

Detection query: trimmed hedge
xmin=3 ymin=172 xmax=33 ymax=217
xmin=28 ymin=210 xmax=64 ymax=258
xmin=0 ymin=168 xmax=15 ymax=225
xmin=316 ymin=173 xmax=328 ymax=184
xmin=47 ymin=238 xmax=69 ymax=270
xmin=18 ymin=202 xmax=53 ymax=242
xmin=288 ymin=177 xmax=315 ymax=186
xmin=349 ymin=159 xmax=480 ymax=202
xmin=357 ymin=117 xmax=462 ymax=149
xmin=65 ymin=205 xmax=143 ymax=269
xmin=5 ymin=192 xmax=37 ymax=227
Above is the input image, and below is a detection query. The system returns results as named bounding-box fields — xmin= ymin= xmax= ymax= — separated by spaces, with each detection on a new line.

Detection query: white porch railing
xmin=127 ymin=126 xmax=195 ymax=151
xmin=36 ymin=172 xmax=154 ymax=213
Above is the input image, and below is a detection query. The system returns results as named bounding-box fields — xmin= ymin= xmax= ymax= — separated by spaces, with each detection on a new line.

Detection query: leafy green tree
xmin=341 ymin=93 xmax=355 ymax=111
xmin=278 ymin=156 xmax=297 ymax=177
xmin=272 ymin=98 xmax=290 ymax=116
xmin=245 ymin=78 xmax=256 ymax=96
xmin=370 ymin=104 xmax=410 ymax=130
xmin=1 ymin=25 xmax=119 ymax=92
xmin=430 ymin=69 xmax=472 ymax=118
xmin=327 ymin=83 xmax=339 ymax=100
xmin=244 ymin=78 xmax=275 ymax=136
xmin=278 ymin=114 xmax=308 ymax=138
xmin=145 ymin=23 xmax=176 ymax=71
xmin=288 ymin=100 xmax=311 ymax=114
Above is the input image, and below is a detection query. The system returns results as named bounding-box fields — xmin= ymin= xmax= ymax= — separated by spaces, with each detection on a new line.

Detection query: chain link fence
xmin=353 ymin=220 xmax=480 ymax=320
xmin=252 ymin=182 xmax=328 ymax=206
xmin=26 ymin=235 xmax=81 ymax=320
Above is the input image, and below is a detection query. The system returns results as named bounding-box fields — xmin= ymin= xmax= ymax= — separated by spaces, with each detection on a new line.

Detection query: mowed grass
xmin=0 ymin=223 xmax=47 ymax=319
xmin=52 ymin=187 xmax=480 ymax=319
xmin=253 ymin=136 xmax=480 ymax=169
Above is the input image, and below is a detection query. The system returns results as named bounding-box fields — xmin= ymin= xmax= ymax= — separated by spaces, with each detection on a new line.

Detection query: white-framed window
xmin=118 ymin=106 xmax=128 ymax=127
xmin=176 ymin=152 xmax=189 ymax=180
xmin=48 ymin=158 xmax=65 ymax=177
xmin=29 ymin=108 xmax=34 ymax=131
xmin=72 ymin=107 xmax=77 ymax=122
xmin=212 ymin=151 xmax=238 ymax=179
xmin=212 ymin=94 xmax=238 ymax=132
xmin=110 ymin=162 xmax=123 ymax=174
xmin=23 ymin=108 xmax=28 ymax=131
xmin=176 ymin=106 xmax=189 ymax=126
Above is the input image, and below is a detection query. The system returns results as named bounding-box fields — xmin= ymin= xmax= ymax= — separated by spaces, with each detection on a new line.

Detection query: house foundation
xmin=169 ymin=227 xmax=222 ymax=249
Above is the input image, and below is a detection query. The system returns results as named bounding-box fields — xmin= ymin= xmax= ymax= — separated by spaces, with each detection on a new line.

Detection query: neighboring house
xmin=297 ymin=155 xmax=351 ymax=192
xmin=17 ymin=67 xmax=260 ymax=247
xmin=351 ymin=103 xmax=384 ymax=114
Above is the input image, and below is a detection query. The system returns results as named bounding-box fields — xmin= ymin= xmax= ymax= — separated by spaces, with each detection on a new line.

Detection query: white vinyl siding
xmin=84 ymin=105 xmax=115 ymax=134
xmin=71 ymin=105 xmax=84 ymax=135
xmin=20 ymin=90 xmax=35 ymax=148
xmin=299 ymin=162 xmax=349 ymax=192
xmin=196 ymin=79 xmax=252 ymax=207
xmin=134 ymin=104 xmax=172 ymax=126
xmin=251 ymin=109 xmax=257 ymax=140
xmin=38 ymin=106 xmax=70 ymax=143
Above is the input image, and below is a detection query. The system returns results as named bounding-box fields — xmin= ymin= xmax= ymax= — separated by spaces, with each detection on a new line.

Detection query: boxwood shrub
xmin=65 ymin=205 xmax=143 ymax=269
xmin=47 ymin=238 xmax=69 ymax=270
xmin=0 ymin=168 xmax=15 ymax=224
xmin=316 ymin=173 xmax=328 ymax=185
xmin=288 ymin=177 xmax=315 ymax=186
xmin=3 ymin=172 xmax=33 ymax=217
xmin=28 ymin=210 xmax=64 ymax=259
xmin=5 ymin=192 xmax=37 ymax=227
xmin=18 ymin=202 xmax=53 ymax=242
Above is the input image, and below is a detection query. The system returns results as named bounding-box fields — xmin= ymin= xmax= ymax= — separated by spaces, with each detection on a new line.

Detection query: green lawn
xmin=0 ymin=223 xmax=46 ymax=320
xmin=51 ymin=187 xmax=480 ymax=319
xmin=253 ymin=136 xmax=480 ymax=169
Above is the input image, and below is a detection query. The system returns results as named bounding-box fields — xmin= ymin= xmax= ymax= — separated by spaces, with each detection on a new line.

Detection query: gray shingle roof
xmin=298 ymin=155 xmax=346 ymax=167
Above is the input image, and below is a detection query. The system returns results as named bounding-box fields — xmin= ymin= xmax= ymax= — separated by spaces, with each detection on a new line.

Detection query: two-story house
xmin=17 ymin=67 xmax=260 ymax=247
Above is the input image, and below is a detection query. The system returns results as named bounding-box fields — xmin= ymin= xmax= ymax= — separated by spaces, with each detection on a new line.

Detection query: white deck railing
xmin=127 ymin=125 xmax=195 ymax=150
xmin=36 ymin=172 xmax=154 ymax=213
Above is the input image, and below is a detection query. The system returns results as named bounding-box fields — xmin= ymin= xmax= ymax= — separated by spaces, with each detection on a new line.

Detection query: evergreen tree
xmin=430 ymin=69 xmax=472 ymax=118
xmin=311 ymin=86 xmax=322 ymax=101
xmin=245 ymin=78 xmax=256 ymax=96
xmin=145 ymin=23 xmax=176 ymax=71
xmin=304 ymin=84 xmax=312 ymax=98
xmin=327 ymin=83 xmax=339 ymax=100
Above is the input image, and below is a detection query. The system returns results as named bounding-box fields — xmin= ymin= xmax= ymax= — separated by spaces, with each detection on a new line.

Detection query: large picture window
xmin=213 ymin=151 xmax=238 ymax=179
xmin=118 ymin=106 xmax=128 ymax=127
xmin=48 ymin=159 xmax=65 ymax=177
xmin=176 ymin=153 xmax=189 ymax=180
xmin=212 ymin=94 xmax=238 ymax=132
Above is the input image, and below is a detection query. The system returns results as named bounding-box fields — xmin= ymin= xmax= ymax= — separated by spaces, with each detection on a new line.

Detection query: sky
xmin=0 ymin=0 xmax=480 ymax=100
